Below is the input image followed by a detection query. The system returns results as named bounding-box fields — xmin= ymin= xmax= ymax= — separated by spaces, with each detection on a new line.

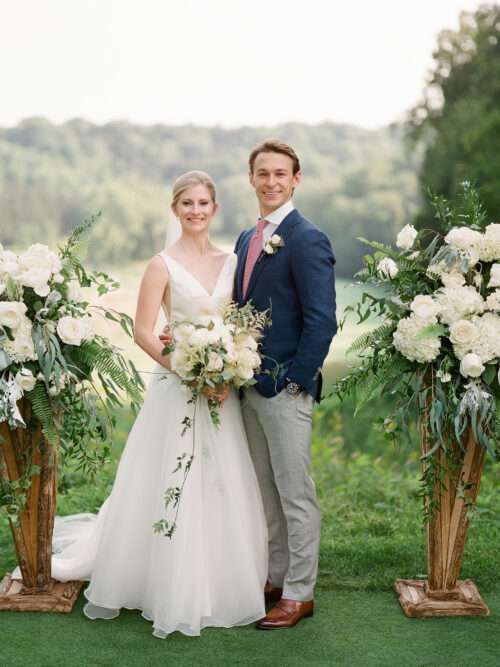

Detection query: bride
xmin=50 ymin=171 xmax=268 ymax=638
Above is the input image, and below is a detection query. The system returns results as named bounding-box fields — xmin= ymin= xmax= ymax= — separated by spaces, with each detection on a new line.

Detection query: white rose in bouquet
xmin=410 ymin=295 xmax=441 ymax=322
xmin=207 ymin=351 xmax=224 ymax=372
xmin=57 ymin=316 xmax=91 ymax=346
xmin=377 ymin=257 xmax=398 ymax=279
xmin=459 ymin=353 xmax=485 ymax=378
xmin=234 ymin=333 xmax=258 ymax=351
xmin=188 ymin=327 xmax=213 ymax=349
xmin=18 ymin=267 xmax=52 ymax=297
xmin=396 ymin=224 xmax=418 ymax=251
xmin=173 ymin=323 xmax=195 ymax=343
xmin=479 ymin=224 xmax=500 ymax=262
xmin=0 ymin=301 xmax=28 ymax=330
xmin=170 ymin=347 xmax=194 ymax=377
xmin=18 ymin=243 xmax=62 ymax=275
xmin=15 ymin=368 xmax=36 ymax=392
xmin=0 ymin=250 xmax=21 ymax=278
xmin=488 ymin=264 xmax=500 ymax=288
xmin=436 ymin=286 xmax=485 ymax=325
xmin=393 ymin=315 xmax=441 ymax=363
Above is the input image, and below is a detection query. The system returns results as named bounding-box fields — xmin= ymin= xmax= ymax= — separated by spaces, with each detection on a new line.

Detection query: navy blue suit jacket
xmin=234 ymin=208 xmax=337 ymax=401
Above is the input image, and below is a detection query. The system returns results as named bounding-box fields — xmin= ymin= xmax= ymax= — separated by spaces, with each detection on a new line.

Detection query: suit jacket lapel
xmin=244 ymin=209 xmax=301 ymax=302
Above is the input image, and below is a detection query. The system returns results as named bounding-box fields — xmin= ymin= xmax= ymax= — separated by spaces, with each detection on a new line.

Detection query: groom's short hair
xmin=249 ymin=139 xmax=301 ymax=175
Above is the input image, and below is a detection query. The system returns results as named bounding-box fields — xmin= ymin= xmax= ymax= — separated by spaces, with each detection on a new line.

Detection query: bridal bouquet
xmin=0 ymin=215 xmax=144 ymax=520
xmin=163 ymin=300 xmax=270 ymax=428
xmin=336 ymin=183 xmax=499 ymax=496
xmin=154 ymin=301 xmax=270 ymax=538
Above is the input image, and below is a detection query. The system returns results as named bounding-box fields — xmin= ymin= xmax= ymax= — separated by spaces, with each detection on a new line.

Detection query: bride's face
xmin=172 ymin=184 xmax=217 ymax=235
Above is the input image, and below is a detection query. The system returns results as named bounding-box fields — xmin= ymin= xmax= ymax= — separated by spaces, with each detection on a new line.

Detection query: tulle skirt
xmin=50 ymin=368 xmax=268 ymax=638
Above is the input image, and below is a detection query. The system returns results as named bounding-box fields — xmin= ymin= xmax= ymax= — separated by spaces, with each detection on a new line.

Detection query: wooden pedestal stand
xmin=394 ymin=428 xmax=490 ymax=618
xmin=0 ymin=402 xmax=82 ymax=612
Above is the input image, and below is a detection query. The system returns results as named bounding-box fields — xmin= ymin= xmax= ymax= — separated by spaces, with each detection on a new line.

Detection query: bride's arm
xmin=134 ymin=256 xmax=172 ymax=370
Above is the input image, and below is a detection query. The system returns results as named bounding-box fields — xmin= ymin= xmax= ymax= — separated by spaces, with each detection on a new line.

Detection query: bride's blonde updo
xmin=171 ymin=171 xmax=217 ymax=208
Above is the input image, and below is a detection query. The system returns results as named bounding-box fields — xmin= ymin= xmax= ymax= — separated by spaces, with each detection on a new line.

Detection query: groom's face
xmin=250 ymin=152 xmax=301 ymax=216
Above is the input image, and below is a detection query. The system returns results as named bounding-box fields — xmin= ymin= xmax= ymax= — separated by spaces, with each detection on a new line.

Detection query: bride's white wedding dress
xmin=49 ymin=251 xmax=268 ymax=638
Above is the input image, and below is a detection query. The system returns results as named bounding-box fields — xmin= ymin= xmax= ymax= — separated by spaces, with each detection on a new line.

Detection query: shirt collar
xmin=260 ymin=199 xmax=295 ymax=227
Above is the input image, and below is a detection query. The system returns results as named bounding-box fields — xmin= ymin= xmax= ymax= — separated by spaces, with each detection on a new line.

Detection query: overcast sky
xmin=0 ymin=0 xmax=484 ymax=129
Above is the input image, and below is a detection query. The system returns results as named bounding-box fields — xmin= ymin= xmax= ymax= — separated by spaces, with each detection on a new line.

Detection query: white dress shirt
xmin=259 ymin=200 xmax=295 ymax=247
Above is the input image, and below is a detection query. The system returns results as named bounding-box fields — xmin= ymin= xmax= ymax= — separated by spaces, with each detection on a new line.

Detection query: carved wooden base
xmin=0 ymin=573 xmax=83 ymax=613
xmin=394 ymin=578 xmax=490 ymax=618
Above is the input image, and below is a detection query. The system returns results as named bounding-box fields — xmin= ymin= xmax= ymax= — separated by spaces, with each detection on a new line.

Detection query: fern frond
xmin=26 ymin=384 xmax=58 ymax=446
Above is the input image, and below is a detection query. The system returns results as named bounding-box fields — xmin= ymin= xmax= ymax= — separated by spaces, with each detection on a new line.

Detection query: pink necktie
xmin=242 ymin=218 xmax=268 ymax=298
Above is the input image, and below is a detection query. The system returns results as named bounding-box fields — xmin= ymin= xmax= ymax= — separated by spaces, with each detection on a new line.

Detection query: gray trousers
xmin=241 ymin=387 xmax=320 ymax=601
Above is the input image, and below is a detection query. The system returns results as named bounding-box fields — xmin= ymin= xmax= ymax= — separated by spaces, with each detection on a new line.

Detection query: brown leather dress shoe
xmin=264 ymin=582 xmax=283 ymax=604
xmin=257 ymin=598 xmax=314 ymax=630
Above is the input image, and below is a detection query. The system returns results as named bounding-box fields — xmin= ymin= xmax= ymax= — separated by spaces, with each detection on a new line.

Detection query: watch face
xmin=286 ymin=382 xmax=300 ymax=395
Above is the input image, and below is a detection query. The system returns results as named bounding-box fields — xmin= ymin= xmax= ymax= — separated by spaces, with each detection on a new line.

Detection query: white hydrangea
xmin=3 ymin=333 xmax=37 ymax=362
xmin=393 ymin=315 xmax=441 ymax=363
xmin=485 ymin=290 xmax=500 ymax=311
xmin=17 ymin=244 xmax=62 ymax=297
xmin=488 ymin=264 xmax=500 ymax=289
xmin=478 ymin=224 xmax=500 ymax=262
xmin=445 ymin=227 xmax=483 ymax=252
xmin=435 ymin=286 xmax=485 ymax=325
xmin=0 ymin=301 xmax=28 ymax=330
xmin=472 ymin=312 xmax=500 ymax=363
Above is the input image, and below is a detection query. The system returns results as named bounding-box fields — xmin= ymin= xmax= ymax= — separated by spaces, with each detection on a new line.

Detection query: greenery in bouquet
xmin=335 ymin=183 xmax=500 ymax=513
xmin=154 ymin=300 xmax=270 ymax=538
xmin=0 ymin=215 xmax=144 ymax=521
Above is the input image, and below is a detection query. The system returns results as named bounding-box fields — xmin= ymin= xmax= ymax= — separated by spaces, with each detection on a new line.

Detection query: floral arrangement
xmin=154 ymin=300 xmax=270 ymax=537
xmin=0 ymin=215 xmax=144 ymax=520
xmin=336 ymin=183 xmax=499 ymax=502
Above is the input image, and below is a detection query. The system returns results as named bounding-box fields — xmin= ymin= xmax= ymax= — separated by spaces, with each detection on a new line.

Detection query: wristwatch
xmin=285 ymin=378 xmax=302 ymax=396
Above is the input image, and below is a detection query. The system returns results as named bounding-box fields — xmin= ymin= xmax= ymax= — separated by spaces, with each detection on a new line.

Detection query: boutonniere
xmin=263 ymin=234 xmax=285 ymax=256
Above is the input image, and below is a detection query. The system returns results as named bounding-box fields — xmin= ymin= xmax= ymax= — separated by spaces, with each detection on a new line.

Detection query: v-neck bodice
xmin=159 ymin=251 xmax=237 ymax=324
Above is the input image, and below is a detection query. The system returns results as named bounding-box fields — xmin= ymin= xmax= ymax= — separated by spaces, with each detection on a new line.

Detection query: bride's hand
xmin=202 ymin=384 xmax=230 ymax=404
xmin=159 ymin=324 xmax=172 ymax=345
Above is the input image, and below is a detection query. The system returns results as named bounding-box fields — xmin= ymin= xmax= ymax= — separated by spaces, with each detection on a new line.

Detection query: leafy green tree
xmin=410 ymin=3 xmax=500 ymax=230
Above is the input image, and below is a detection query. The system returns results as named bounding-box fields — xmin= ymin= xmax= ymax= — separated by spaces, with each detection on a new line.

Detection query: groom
xmin=235 ymin=139 xmax=337 ymax=629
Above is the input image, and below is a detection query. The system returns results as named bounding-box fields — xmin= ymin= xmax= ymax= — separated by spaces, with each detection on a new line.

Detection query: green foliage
xmin=0 ymin=119 xmax=419 ymax=278
xmin=409 ymin=4 xmax=500 ymax=231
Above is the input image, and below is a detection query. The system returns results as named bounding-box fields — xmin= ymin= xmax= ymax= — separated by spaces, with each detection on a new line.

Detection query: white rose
xmin=410 ymin=295 xmax=441 ymax=321
xmin=449 ymin=319 xmax=480 ymax=346
xmin=488 ymin=264 xmax=500 ymax=289
xmin=0 ymin=301 xmax=28 ymax=330
xmin=460 ymin=353 xmax=485 ymax=378
xmin=18 ymin=244 xmax=62 ymax=275
xmin=270 ymin=234 xmax=282 ymax=245
xmin=396 ymin=224 xmax=417 ymax=251
xmin=234 ymin=333 xmax=258 ymax=351
xmin=170 ymin=348 xmax=193 ymax=376
xmin=207 ymin=351 xmax=224 ymax=372
xmin=0 ymin=250 xmax=21 ymax=277
xmin=188 ymin=328 xmax=211 ymax=348
xmin=56 ymin=316 xmax=89 ymax=346
xmin=15 ymin=368 xmax=36 ymax=392
xmin=445 ymin=227 xmax=482 ymax=251
xmin=18 ymin=266 xmax=52 ymax=296
xmin=263 ymin=242 xmax=274 ymax=255
xmin=377 ymin=257 xmax=398 ymax=279
xmin=173 ymin=323 xmax=195 ymax=342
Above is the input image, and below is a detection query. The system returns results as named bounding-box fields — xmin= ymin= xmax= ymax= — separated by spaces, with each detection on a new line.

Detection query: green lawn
xmin=1 ymin=398 xmax=499 ymax=666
